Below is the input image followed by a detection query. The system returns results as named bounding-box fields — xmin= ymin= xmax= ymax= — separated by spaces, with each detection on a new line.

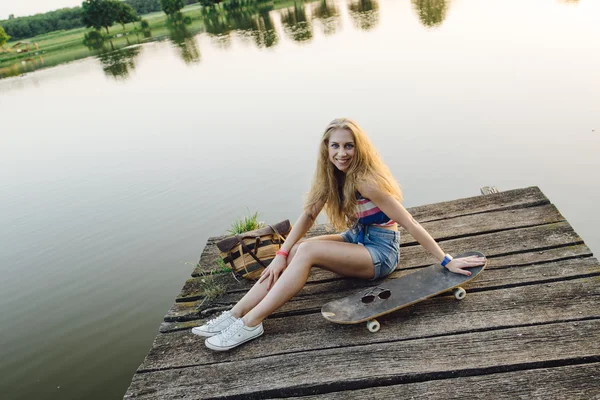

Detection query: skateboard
xmin=321 ymin=251 xmax=487 ymax=332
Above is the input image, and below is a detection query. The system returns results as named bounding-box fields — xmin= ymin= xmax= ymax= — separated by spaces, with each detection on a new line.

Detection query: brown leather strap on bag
xmin=267 ymin=224 xmax=284 ymax=248
xmin=235 ymin=235 xmax=268 ymax=270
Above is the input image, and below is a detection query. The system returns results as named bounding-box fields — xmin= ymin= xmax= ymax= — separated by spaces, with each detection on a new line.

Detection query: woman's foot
xmin=191 ymin=310 xmax=237 ymax=337
xmin=205 ymin=318 xmax=264 ymax=351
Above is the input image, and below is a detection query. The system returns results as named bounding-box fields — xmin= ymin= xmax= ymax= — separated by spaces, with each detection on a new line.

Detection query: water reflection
xmin=311 ymin=0 xmax=341 ymax=36
xmin=348 ymin=0 xmax=379 ymax=31
xmin=84 ymin=30 xmax=107 ymax=51
xmin=0 ymin=56 xmax=45 ymax=79
xmin=3 ymin=0 xmax=582 ymax=81
xmin=250 ymin=9 xmax=278 ymax=48
xmin=411 ymin=0 xmax=450 ymax=28
xmin=235 ymin=7 xmax=278 ymax=48
xmin=97 ymin=45 xmax=142 ymax=80
xmin=168 ymin=22 xmax=202 ymax=64
xmin=201 ymin=2 xmax=278 ymax=49
xmin=0 ymin=0 xmax=449 ymax=81
xmin=281 ymin=2 xmax=313 ymax=42
xmin=202 ymin=6 xmax=232 ymax=39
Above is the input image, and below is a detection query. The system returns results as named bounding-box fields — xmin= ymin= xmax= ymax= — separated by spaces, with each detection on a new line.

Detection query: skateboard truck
xmin=365 ymin=286 xmax=467 ymax=333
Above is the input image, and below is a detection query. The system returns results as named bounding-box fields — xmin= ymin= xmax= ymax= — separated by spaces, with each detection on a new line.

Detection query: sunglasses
xmin=361 ymin=286 xmax=391 ymax=303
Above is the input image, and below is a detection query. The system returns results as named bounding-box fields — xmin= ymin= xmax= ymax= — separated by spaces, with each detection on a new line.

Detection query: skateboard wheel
xmin=453 ymin=287 xmax=466 ymax=300
xmin=366 ymin=319 xmax=380 ymax=333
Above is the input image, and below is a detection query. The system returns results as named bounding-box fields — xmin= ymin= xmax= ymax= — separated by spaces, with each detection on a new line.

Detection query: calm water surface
xmin=1 ymin=0 xmax=599 ymax=398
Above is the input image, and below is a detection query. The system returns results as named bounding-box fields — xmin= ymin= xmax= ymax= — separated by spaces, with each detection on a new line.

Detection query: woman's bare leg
xmin=229 ymin=234 xmax=344 ymax=318
xmin=242 ymin=240 xmax=374 ymax=326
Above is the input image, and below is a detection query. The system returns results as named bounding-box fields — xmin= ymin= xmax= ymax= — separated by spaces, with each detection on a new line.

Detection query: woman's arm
xmin=259 ymin=200 xmax=325 ymax=289
xmin=279 ymin=200 xmax=325 ymax=253
xmin=358 ymin=182 xmax=484 ymax=276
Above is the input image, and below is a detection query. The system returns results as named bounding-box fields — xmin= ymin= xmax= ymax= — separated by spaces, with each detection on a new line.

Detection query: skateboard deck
xmin=321 ymin=251 xmax=487 ymax=332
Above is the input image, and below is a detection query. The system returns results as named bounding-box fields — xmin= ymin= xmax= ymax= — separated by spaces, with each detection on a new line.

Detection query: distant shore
xmin=0 ymin=0 xmax=303 ymax=80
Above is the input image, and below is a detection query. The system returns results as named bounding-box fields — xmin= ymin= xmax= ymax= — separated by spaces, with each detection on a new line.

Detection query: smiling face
xmin=328 ymin=128 xmax=355 ymax=172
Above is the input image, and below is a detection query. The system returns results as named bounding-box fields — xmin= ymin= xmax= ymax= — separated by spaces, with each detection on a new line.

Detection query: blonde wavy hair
xmin=304 ymin=118 xmax=403 ymax=231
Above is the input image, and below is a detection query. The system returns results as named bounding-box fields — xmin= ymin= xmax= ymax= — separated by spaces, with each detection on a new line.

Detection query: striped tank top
xmin=356 ymin=192 xmax=396 ymax=227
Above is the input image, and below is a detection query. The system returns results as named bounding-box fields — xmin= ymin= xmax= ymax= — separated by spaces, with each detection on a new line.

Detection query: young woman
xmin=193 ymin=118 xmax=486 ymax=351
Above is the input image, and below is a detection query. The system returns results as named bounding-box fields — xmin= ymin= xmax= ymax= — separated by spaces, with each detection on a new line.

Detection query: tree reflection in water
xmin=311 ymin=0 xmax=341 ymax=36
xmin=201 ymin=5 xmax=234 ymax=49
xmin=0 ymin=0 xmax=470 ymax=81
xmin=0 ymin=56 xmax=45 ymax=80
xmin=231 ymin=7 xmax=278 ymax=48
xmin=411 ymin=0 xmax=450 ymax=28
xmin=248 ymin=8 xmax=278 ymax=48
xmin=97 ymin=45 xmax=142 ymax=80
xmin=168 ymin=22 xmax=202 ymax=65
xmin=201 ymin=2 xmax=278 ymax=49
xmin=348 ymin=0 xmax=379 ymax=31
xmin=281 ymin=2 xmax=313 ymax=42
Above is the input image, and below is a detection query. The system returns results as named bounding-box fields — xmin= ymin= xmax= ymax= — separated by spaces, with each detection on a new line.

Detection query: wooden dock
xmin=124 ymin=187 xmax=600 ymax=399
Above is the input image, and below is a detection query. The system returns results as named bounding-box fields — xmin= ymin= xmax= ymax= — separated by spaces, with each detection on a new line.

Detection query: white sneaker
xmin=191 ymin=310 xmax=237 ymax=337
xmin=205 ymin=318 xmax=264 ymax=351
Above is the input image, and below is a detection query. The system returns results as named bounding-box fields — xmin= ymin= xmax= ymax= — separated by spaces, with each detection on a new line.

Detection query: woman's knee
xmin=283 ymin=242 xmax=315 ymax=272
xmin=294 ymin=241 xmax=317 ymax=262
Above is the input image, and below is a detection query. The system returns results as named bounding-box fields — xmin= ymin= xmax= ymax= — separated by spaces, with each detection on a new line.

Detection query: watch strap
xmin=441 ymin=254 xmax=453 ymax=267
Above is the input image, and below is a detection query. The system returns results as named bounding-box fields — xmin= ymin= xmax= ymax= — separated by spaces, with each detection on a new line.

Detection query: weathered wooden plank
xmin=284 ymin=363 xmax=600 ymax=400
xmin=144 ymin=276 xmax=600 ymax=371
xmin=410 ymin=255 xmax=600 ymax=290
xmin=401 ymin=203 xmax=563 ymax=245
xmin=192 ymin=187 xmax=548 ymax=276
xmin=397 ymin=221 xmax=581 ymax=268
xmin=179 ymin=204 xmax=565 ymax=302
xmin=167 ymin=225 xmax=587 ymax=321
xmin=406 ymin=186 xmax=547 ymax=222
xmin=125 ymin=319 xmax=600 ymax=399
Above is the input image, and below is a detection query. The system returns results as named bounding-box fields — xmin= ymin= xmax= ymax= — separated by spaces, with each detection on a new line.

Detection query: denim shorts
xmin=340 ymin=225 xmax=400 ymax=280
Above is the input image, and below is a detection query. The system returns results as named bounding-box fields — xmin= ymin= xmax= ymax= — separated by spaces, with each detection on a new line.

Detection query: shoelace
xmin=221 ymin=319 xmax=244 ymax=341
xmin=206 ymin=311 xmax=231 ymax=326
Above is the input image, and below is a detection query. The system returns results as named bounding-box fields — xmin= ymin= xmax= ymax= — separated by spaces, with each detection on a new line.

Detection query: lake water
xmin=1 ymin=0 xmax=598 ymax=398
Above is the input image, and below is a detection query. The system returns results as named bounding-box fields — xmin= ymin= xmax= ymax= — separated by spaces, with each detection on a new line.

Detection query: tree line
xmin=0 ymin=7 xmax=84 ymax=41
xmin=0 ymin=0 xmax=199 ymax=42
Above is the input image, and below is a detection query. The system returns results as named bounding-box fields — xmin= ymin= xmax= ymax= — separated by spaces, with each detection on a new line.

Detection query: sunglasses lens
xmin=361 ymin=295 xmax=375 ymax=303
xmin=379 ymin=290 xmax=391 ymax=299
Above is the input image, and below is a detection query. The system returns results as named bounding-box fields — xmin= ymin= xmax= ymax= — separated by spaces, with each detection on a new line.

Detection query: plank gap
xmin=402 ymin=219 xmax=570 ymax=248
xmin=448 ymin=271 xmax=600 ymax=295
xmin=372 ymin=240 xmax=588 ymax=274
xmin=144 ymin=316 xmax=600 ymax=374
xmin=202 ymin=355 xmax=600 ymax=400
xmin=412 ymin=199 xmax=550 ymax=224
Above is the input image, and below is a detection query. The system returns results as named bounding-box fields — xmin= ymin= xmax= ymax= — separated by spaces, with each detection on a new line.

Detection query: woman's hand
xmin=445 ymin=255 xmax=486 ymax=276
xmin=259 ymin=255 xmax=288 ymax=290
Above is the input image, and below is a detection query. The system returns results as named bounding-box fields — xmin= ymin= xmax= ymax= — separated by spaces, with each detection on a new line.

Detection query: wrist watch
xmin=441 ymin=254 xmax=453 ymax=268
